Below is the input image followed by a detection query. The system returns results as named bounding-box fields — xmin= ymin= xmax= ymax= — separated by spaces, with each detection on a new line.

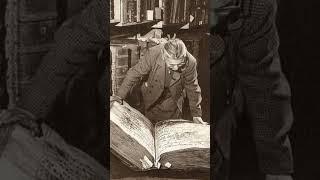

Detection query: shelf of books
xmin=110 ymin=0 xmax=208 ymax=37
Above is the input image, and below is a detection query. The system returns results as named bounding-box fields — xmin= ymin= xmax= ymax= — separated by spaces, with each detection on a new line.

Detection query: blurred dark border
xmin=229 ymin=1 xmax=320 ymax=179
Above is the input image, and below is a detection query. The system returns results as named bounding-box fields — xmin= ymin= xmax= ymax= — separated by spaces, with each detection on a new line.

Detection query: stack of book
xmin=110 ymin=39 xmax=141 ymax=95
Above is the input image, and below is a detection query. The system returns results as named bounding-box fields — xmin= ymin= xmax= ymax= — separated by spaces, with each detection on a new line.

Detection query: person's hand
xmin=0 ymin=107 xmax=43 ymax=137
xmin=192 ymin=117 xmax=208 ymax=125
xmin=147 ymin=37 xmax=168 ymax=45
xmin=110 ymin=95 xmax=123 ymax=105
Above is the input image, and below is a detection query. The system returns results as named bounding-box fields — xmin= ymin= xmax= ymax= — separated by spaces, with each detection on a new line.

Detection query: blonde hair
xmin=163 ymin=38 xmax=187 ymax=59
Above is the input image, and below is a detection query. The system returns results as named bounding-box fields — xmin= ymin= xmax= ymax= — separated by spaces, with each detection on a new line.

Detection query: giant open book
xmin=110 ymin=100 xmax=210 ymax=171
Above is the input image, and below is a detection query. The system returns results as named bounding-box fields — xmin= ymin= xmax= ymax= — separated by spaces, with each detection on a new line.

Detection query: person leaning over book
xmin=111 ymin=38 xmax=207 ymax=125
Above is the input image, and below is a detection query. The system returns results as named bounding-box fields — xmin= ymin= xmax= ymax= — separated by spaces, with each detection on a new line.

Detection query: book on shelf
xmin=110 ymin=0 xmax=207 ymax=27
xmin=127 ymin=0 xmax=138 ymax=23
xmin=111 ymin=0 xmax=114 ymax=20
xmin=161 ymin=0 xmax=207 ymax=27
xmin=111 ymin=39 xmax=141 ymax=66
xmin=162 ymin=0 xmax=191 ymax=25
xmin=110 ymin=40 xmax=142 ymax=94
xmin=110 ymin=44 xmax=130 ymax=95
xmin=111 ymin=0 xmax=156 ymax=25
xmin=190 ymin=0 xmax=208 ymax=27
xmin=110 ymin=100 xmax=210 ymax=171
xmin=111 ymin=0 xmax=121 ymax=22
xmin=140 ymin=0 xmax=148 ymax=22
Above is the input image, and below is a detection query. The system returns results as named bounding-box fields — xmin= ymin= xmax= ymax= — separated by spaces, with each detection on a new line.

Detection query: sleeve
xmin=116 ymin=49 xmax=153 ymax=99
xmin=238 ymin=0 xmax=293 ymax=138
xmin=184 ymin=55 xmax=202 ymax=117
xmin=18 ymin=0 xmax=109 ymax=119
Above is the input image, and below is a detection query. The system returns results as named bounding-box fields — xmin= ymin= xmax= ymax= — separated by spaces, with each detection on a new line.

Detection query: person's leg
xmin=250 ymin=104 xmax=294 ymax=178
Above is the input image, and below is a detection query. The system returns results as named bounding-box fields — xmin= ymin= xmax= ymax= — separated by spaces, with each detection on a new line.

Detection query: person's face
xmin=165 ymin=57 xmax=187 ymax=72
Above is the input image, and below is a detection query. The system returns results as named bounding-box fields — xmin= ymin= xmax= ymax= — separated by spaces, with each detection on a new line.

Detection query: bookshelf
xmin=111 ymin=20 xmax=160 ymax=39
xmin=110 ymin=0 xmax=208 ymax=37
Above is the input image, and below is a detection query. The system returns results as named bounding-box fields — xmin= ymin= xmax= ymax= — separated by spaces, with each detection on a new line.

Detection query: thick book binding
xmin=110 ymin=100 xmax=210 ymax=171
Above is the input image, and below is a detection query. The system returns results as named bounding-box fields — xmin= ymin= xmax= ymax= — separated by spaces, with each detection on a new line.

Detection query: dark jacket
xmin=212 ymin=0 xmax=293 ymax=175
xmin=15 ymin=0 xmax=109 ymax=166
xmin=0 ymin=0 xmax=7 ymax=108
xmin=117 ymin=44 xmax=202 ymax=117
xmin=18 ymin=0 xmax=108 ymax=119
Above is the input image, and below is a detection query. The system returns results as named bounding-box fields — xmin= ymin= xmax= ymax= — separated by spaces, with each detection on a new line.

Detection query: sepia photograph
xmin=0 ymin=0 xmax=319 ymax=180
xmin=109 ymin=0 xmax=211 ymax=179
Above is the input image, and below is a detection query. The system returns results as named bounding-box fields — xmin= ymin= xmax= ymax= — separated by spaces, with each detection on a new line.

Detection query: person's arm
xmin=183 ymin=54 xmax=202 ymax=118
xmin=116 ymin=49 xmax=154 ymax=99
xmin=18 ymin=0 xmax=108 ymax=119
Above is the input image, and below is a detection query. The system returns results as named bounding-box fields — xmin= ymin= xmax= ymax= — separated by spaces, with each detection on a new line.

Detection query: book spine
xmin=154 ymin=7 xmax=162 ymax=20
xmin=110 ymin=46 xmax=117 ymax=95
xmin=180 ymin=0 xmax=184 ymax=23
xmin=110 ymin=45 xmax=130 ymax=94
xmin=201 ymin=8 xmax=205 ymax=25
xmin=170 ymin=0 xmax=174 ymax=23
xmin=146 ymin=0 xmax=150 ymax=10
xmin=127 ymin=0 xmax=137 ymax=23
xmin=176 ymin=0 xmax=181 ymax=23
xmin=159 ymin=0 xmax=163 ymax=8
xmin=110 ymin=0 xmax=114 ymax=20
xmin=134 ymin=0 xmax=138 ymax=22
xmin=141 ymin=0 xmax=147 ymax=21
xmin=120 ymin=0 xmax=124 ymax=23
xmin=204 ymin=0 xmax=208 ymax=24
xmin=114 ymin=0 xmax=121 ymax=21
xmin=183 ymin=0 xmax=187 ymax=23
xmin=150 ymin=0 xmax=155 ymax=10
xmin=163 ymin=0 xmax=169 ymax=24
xmin=137 ymin=0 xmax=141 ymax=22
xmin=186 ymin=0 xmax=191 ymax=23
xmin=122 ymin=0 xmax=128 ymax=24
xmin=191 ymin=0 xmax=197 ymax=26
xmin=173 ymin=0 xmax=178 ymax=23
xmin=127 ymin=0 xmax=132 ymax=23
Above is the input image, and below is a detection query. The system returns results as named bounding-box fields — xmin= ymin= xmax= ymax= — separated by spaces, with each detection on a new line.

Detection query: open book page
xmin=154 ymin=119 xmax=210 ymax=169
xmin=110 ymin=101 xmax=156 ymax=170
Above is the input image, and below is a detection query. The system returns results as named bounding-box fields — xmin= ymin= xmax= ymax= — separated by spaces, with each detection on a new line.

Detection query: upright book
xmin=110 ymin=100 xmax=210 ymax=171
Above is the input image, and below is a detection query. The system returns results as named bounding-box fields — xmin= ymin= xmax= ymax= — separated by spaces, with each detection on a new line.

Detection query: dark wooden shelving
xmin=115 ymin=20 xmax=156 ymax=27
xmin=111 ymin=20 xmax=160 ymax=38
xmin=160 ymin=22 xmax=186 ymax=35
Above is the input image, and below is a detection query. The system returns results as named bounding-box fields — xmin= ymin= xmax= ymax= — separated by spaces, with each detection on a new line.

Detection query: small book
xmin=110 ymin=100 xmax=210 ymax=171
xmin=146 ymin=10 xmax=154 ymax=20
